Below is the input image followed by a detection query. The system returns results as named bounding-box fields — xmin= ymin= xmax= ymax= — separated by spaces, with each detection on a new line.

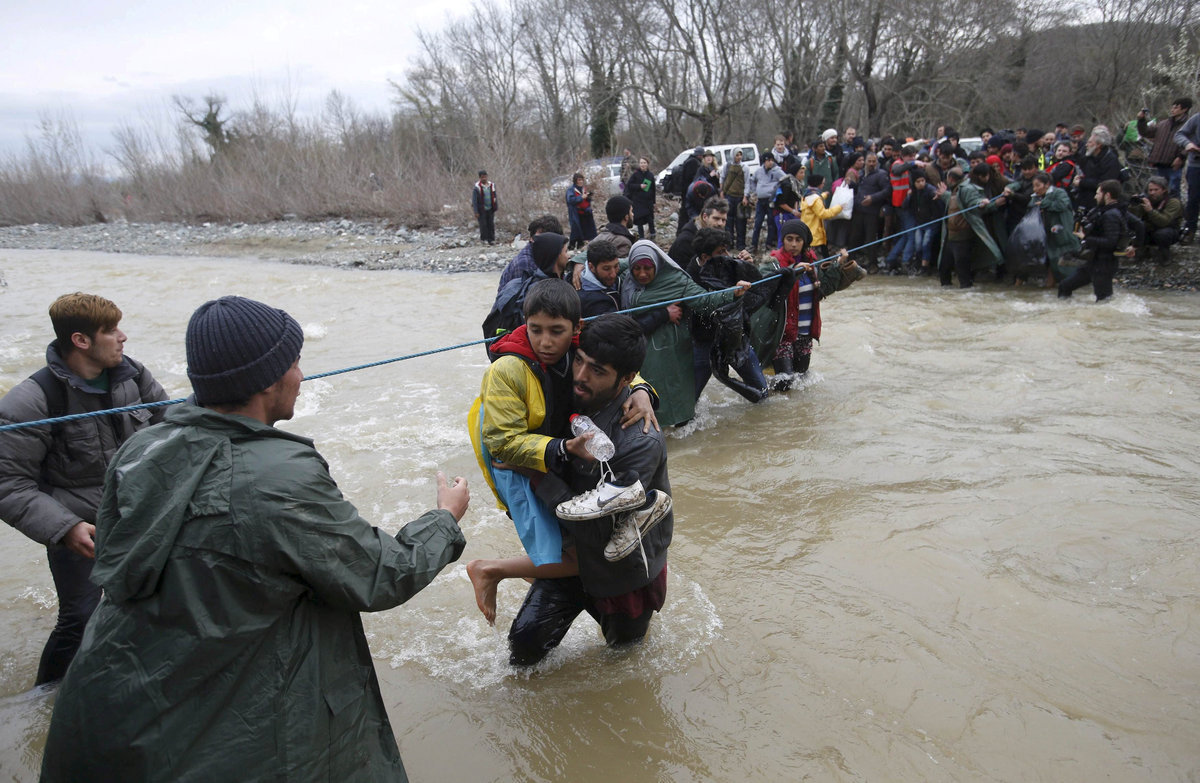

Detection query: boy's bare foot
xmin=466 ymin=559 xmax=498 ymax=626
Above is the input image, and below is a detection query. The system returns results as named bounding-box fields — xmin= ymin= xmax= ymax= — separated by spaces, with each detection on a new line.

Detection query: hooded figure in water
xmin=40 ymin=295 xmax=468 ymax=783
xmin=619 ymin=239 xmax=739 ymax=426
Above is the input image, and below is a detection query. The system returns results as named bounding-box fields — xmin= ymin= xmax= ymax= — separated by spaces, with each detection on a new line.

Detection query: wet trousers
xmin=508 ymin=577 xmax=654 ymax=666
xmin=1059 ymin=258 xmax=1117 ymax=301
xmin=36 ymin=546 xmax=101 ymax=685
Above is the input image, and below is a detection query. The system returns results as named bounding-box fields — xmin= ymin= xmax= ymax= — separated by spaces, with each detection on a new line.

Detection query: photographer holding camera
xmin=1127 ymin=176 xmax=1183 ymax=264
xmin=1137 ymin=99 xmax=1190 ymax=199
xmin=1059 ymin=179 xmax=1126 ymax=302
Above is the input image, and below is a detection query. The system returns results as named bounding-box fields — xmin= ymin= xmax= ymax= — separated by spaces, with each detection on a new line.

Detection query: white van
xmin=655 ymin=143 xmax=761 ymax=194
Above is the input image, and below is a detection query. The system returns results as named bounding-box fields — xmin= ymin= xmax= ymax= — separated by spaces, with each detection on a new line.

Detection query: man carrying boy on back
xmin=467 ymin=280 xmax=662 ymax=626
xmin=507 ymin=314 xmax=675 ymax=666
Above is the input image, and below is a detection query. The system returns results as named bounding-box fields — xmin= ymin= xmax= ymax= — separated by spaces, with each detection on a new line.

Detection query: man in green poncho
xmin=938 ymin=165 xmax=1003 ymax=288
xmin=41 ymin=295 xmax=470 ymax=782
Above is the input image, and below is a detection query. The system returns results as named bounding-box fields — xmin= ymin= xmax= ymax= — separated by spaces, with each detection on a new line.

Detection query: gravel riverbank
xmin=2 ymin=217 xmax=1198 ymax=291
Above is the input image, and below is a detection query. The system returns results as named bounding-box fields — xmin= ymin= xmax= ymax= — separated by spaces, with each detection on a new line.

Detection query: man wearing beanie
xmin=484 ymin=232 xmax=571 ymax=339
xmin=42 ymin=296 xmax=470 ymax=782
xmin=593 ymin=195 xmax=637 ymax=257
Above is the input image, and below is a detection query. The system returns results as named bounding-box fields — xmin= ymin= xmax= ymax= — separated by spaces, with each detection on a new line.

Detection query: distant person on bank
xmin=0 ymin=293 xmax=167 ymax=687
xmin=473 ymin=169 xmax=499 ymax=245
xmin=41 ymin=295 xmax=469 ymax=782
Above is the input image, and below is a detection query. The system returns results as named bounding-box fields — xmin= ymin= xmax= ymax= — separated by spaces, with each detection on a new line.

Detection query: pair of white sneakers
xmin=556 ymin=476 xmax=672 ymax=563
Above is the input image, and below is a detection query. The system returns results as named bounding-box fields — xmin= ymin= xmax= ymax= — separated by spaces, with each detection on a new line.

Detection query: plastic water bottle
xmin=569 ymin=414 xmax=615 ymax=461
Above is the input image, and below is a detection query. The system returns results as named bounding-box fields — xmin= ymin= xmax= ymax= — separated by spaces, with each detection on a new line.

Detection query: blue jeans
xmin=911 ymin=225 xmax=933 ymax=263
xmin=1156 ymin=164 xmax=1183 ymax=199
xmin=751 ymin=199 xmax=772 ymax=249
xmin=886 ymin=210 xmax=916 ymax=266
xmin=693 ymin=340 xmax=768 ymax=402
xmin=1186 ymin=162 xmax=1200 ymax=232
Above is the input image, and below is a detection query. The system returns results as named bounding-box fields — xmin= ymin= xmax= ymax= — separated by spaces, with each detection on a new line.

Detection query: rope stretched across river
xmin=0 ymin=199 xmax=987 ymax=434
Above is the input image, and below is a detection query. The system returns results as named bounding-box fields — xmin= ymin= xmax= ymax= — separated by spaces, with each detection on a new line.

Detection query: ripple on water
xmin=671 ymin=371 xmax=824 ymax=438
xmin=1110 ymin=292 xmax=1151 ymax=316
xmin=370 ymin=567 xmax=722 ymax=692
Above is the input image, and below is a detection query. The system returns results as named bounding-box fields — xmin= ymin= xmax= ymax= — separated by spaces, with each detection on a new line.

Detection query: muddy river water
xmin=0 ymin=249 xmax=1197 ymax=781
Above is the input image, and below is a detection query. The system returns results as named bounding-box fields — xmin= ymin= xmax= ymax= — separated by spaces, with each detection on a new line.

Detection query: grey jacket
xmin=0 ymin=342 xmax=167 ymax=545
xmin=750 ymin=165 xmax=785 ymax=200
xmin=556 ymin=387 xmax=672 ymax=598
xmin=1173 ymin=112 xmax=1200 ymax=165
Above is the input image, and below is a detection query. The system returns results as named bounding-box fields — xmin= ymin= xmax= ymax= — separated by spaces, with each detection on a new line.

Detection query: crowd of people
xmin=585 ymin=101 xmax=1195 ymax=303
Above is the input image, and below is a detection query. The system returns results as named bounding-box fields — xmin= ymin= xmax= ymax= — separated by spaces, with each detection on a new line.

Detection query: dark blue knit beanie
xmin=531 ymin=232 xmax=569 ymax=274
xmin=186 ymin=296 xmax=304 ymax=405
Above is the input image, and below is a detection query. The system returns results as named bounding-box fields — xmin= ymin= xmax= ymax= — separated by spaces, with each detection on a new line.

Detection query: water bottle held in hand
xmin=570 ymin=414 xmax=615 ymax=461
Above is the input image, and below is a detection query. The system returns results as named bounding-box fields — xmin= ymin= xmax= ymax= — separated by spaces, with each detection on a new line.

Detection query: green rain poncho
xmin=620 ymin=240 xmax=736 ymax=426
xmin=41 ymin=404 xmax=465 ymax=783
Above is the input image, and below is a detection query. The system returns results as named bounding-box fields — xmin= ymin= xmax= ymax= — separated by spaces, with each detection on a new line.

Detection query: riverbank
xmin=1 ymin=218 xmax=1198 ymax=291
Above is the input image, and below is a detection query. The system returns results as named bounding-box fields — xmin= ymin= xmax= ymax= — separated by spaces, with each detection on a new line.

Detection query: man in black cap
xmin=593 ymin=195 xmax=637 ymax=257
xmin=472 ymin=169 xmax=499 ymax=244
xmin=41 ymin=296 xmax=470 ymax=782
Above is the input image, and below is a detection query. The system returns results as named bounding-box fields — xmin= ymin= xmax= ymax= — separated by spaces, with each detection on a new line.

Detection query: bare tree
xmin=173 ymin=94 xmax=237 ymax=158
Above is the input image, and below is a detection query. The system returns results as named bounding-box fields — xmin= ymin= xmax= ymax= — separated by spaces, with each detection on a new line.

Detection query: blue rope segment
xmin=1 ymin=200 xmax=985 ymax=434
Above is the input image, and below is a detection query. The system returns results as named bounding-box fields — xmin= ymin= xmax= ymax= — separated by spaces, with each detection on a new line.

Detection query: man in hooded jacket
xmin=40 ymin=295 xmax=470 ymax=782
xmin=593 ymin=195 xmax=637 ymax=258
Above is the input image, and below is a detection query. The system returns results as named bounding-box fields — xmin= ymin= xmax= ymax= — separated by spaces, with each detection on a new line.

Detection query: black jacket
xmin=677 ymin=153 xmax=703 ymax=197
xmin=1082 ymin=203 xmax=1126 ymax=265
xmin=855 ymin=168 xmax=891 ymax=214
xmin=552 ymin=387 xmax=671 ymax=597
xmin=626 ymin=169 xmax=657 ymax=219
xmin=1077 ymin=147 xmax=1122 ymax=210
xmin=685 ymin=255 xmax=761 ymax=343
xmin=668 ymin=218 xmax=699 ymax=266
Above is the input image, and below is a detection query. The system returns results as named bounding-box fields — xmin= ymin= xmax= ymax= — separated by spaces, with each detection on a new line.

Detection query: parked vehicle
xmin=551 ymin=156 xmax=624 ymax=199
xmin=959 ymin=136 xmax=984 ymax=155
xmin=655 ymin=143 xmax=761 ymax=195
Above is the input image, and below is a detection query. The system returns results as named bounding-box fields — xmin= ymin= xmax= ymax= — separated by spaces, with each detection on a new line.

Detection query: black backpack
xmin=659 ymin=169 xmax=675 ymax=196
xmin=482 ymin=276 xmax=537 ymax=346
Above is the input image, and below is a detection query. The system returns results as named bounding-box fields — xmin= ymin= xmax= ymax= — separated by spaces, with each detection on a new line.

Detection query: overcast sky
xmin=0 ymin=1 xmax=457 ymax=161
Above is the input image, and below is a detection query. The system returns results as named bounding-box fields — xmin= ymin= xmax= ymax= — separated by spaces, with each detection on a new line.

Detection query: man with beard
xmin=669 ymin=196 xmax=728 ymax=266
xmin=593 ymin=195 xmax=637 ymax=258
xmin=1126 ymin=176 xmax=1183 ymax=264
xmin=507 ymin=313 xmax=674 ymax=666
xmin=0 ymin=293 xmax=168 ymax=686
xmin=1073 ymin=127 xmax=1122 ymax=211
xmin=1059 ymin=179 xmax=1126 ymax=302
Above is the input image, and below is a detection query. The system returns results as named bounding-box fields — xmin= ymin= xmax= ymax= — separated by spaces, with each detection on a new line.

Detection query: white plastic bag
xmin=831 ymin=183 xmax=853 ymax=220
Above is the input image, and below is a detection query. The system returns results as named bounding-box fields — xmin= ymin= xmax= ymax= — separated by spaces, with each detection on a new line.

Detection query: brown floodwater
xmin=1 ymin=249 xmax=1198 ymax=781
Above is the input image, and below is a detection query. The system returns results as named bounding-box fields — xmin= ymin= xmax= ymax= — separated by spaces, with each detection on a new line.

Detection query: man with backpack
xmin=1059 ymin=180 xmax=1127 ymax=302
xmin=0 ymin=293 xmax=167 ymax=685
xmin=484 ymin=233 xmax=571 ymax=339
